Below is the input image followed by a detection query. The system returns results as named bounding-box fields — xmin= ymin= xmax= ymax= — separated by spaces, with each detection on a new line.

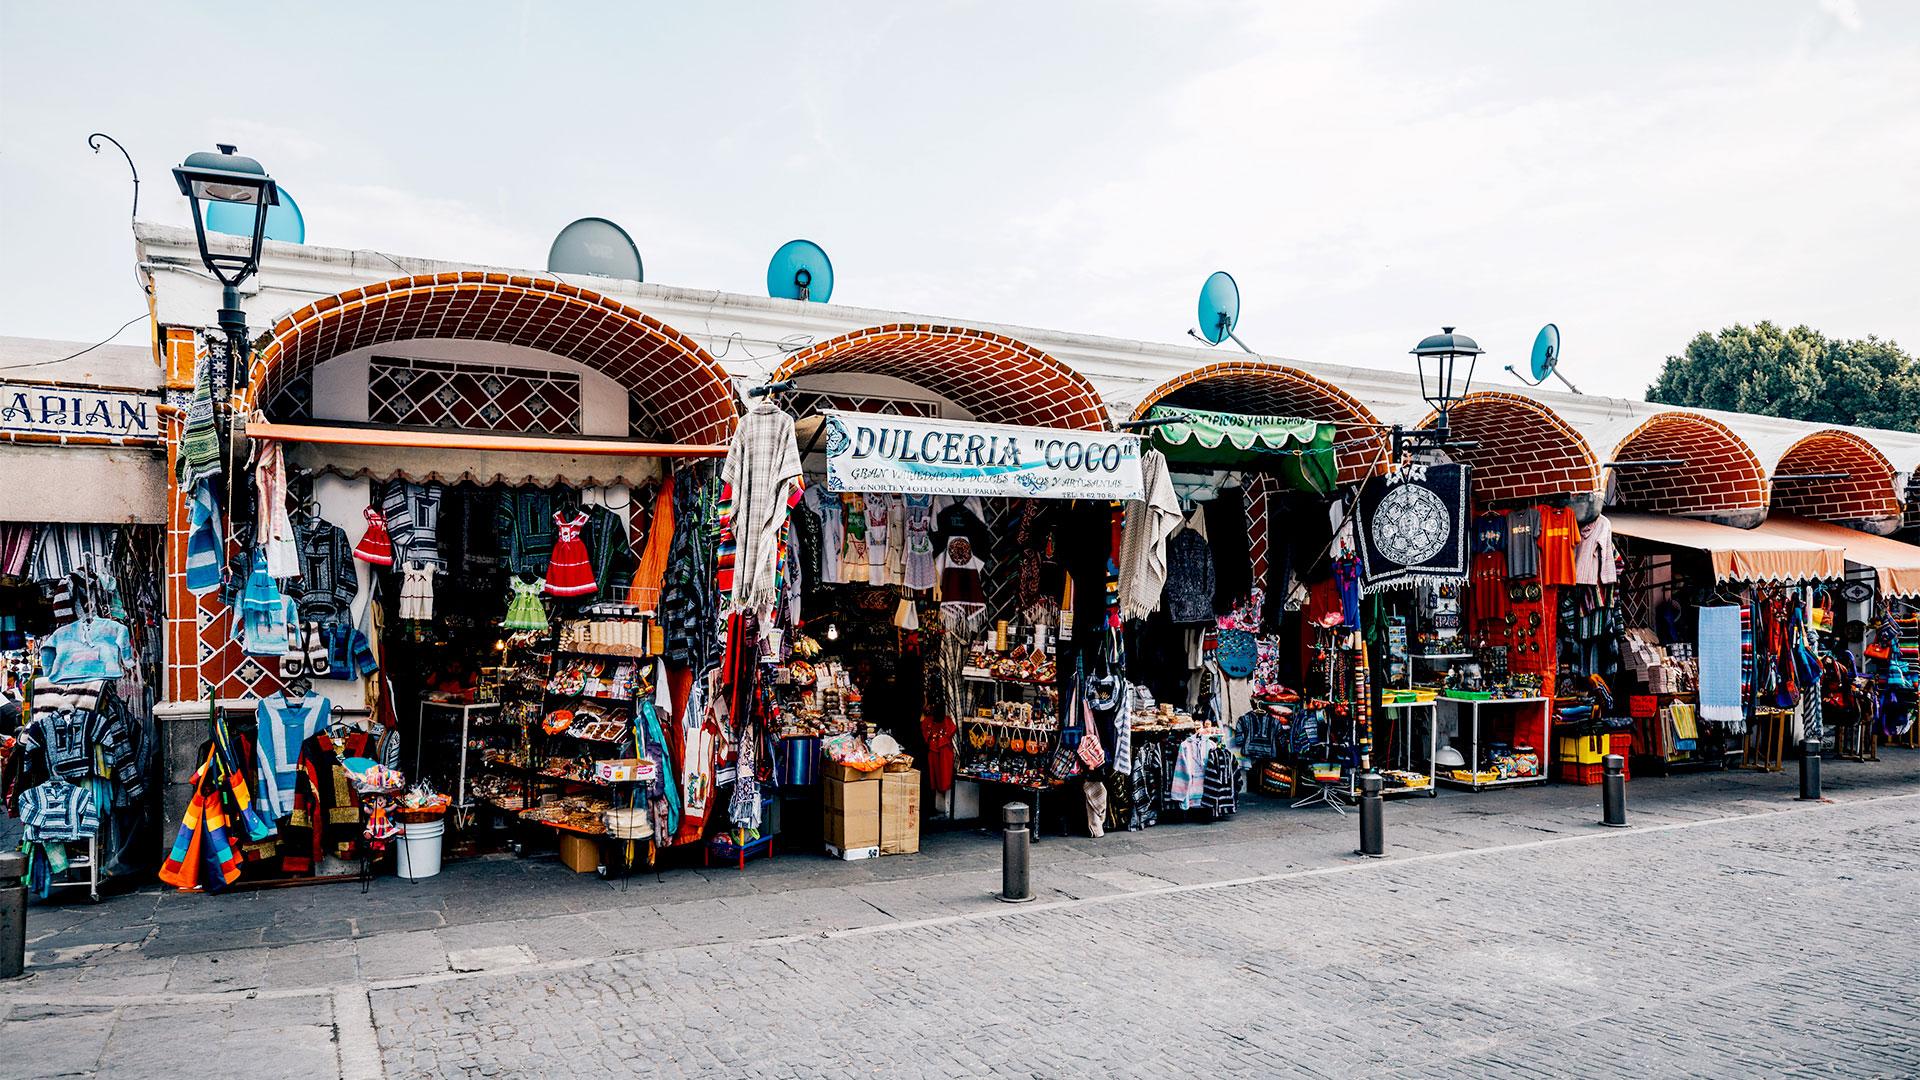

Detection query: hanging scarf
xmin=256 ymin=441 xmax=299 ymax=579
xmin=184 ymin=479 xmax=225 ymax=595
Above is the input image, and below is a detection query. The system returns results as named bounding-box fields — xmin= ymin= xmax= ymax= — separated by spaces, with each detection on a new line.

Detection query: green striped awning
xmin=1146 ymin=405 xmax=1338 ymax=494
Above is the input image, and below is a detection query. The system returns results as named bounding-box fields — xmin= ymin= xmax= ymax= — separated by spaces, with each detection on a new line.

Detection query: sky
xmin=3 ymin=0 xmax=1917 ymax=400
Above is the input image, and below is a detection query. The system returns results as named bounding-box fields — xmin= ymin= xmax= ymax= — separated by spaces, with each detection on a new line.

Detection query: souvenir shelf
xmin=520 ymin=618 xmax=654 ymax=849
xmin=470 ymin=634 xmax=550 ymax=822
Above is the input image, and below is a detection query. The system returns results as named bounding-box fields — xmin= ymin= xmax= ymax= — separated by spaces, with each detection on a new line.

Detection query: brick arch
xmin=1770 ymin=429 xmax=1902 ymax=530
xmin=243 ymin=272 xmax=738 ymax=444
xmin=1610 ymin=412 xmax=1768 ymax=524
xmin=770 ymin=325 xmax=1106 ymax=431
xmin=1130 ymin=360 xmax=1385 ymax=486
xmin=1418 ymin=392 xmax=1600 ymax=503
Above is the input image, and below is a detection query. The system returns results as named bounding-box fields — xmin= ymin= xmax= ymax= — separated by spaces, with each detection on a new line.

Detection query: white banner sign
xmin=822 ymin=410 xmax=1144 ymax=500
xmin=1 ymin=382 xmax=161 ymax=441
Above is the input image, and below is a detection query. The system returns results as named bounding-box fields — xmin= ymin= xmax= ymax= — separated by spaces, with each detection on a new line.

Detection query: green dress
xmin=505 ymin=578 xmax=549 ymax=631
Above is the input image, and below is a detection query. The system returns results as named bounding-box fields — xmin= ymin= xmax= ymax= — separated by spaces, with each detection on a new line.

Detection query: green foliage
xmin=1647 ymin=322 xmax=1918 ymax=433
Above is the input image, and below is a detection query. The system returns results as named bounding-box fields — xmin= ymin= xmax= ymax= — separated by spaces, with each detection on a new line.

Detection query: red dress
xmin=544 ymin=511 xmax=597 ymax=597
xmin=354 ymin=506 xmax=394 ymax=566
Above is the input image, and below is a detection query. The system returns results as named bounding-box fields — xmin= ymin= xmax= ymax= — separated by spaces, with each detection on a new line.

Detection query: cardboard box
xmin=823 ymin=772 xmax=882 ymax=815
xmin=824 ymin=805 xmax=880 ymax=852
xmin=594 ymin=757 xmax=658 ymax=784
xmin=822 ymin=840 xmax=881 ymax=861
xmin=880 ymin=769 xmax=921 ymax=856
xmin=557 ymin=832 xmax=599 ymax=874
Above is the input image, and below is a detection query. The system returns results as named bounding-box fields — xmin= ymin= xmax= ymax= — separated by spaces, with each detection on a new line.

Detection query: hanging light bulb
xmin=826 ymin=623 xmax=840 ymax=642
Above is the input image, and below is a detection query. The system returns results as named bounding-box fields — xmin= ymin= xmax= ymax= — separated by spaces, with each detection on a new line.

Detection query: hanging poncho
xmin=721 ymin=402 xmax=802 ymax=615
xmin=1117 ymin=448 xmax=1183 ymax=621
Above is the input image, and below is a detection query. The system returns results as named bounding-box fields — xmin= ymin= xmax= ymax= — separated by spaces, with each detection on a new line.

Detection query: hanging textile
xmin=177 ymin=336 xmax=223 ymax=490
xmin=1353 ymin=463 xmax=1471 ymax=594
xmin=626 ymin=474 xmax=676 ymax=611
xmin=1117 ymin=448 xmax=1184 ymax=621
xmin=722 ymin=402 xmax=803 ymax=614
xmin=257 ymin=441 xmax=299 ymax=579
xmin=1698 ymin=605 xmax=1745 ymax=726
xmin=184 ymin=481 xmax=225 ymax=595
xmin=1202 ymin=485 xmax=1252 ymax=614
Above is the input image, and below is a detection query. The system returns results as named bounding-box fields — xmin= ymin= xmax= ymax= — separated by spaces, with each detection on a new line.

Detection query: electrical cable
xmin=0 ymin=313 xmax=149 ymax=373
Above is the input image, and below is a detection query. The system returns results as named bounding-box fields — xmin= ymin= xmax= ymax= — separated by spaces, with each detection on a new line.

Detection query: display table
xmin=1434 ymin=696 xmax=1551 ymax=791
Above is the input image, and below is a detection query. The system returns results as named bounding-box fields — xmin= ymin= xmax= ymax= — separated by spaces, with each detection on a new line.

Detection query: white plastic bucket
xmin=395 ymin=818 xmax=445 ymax=879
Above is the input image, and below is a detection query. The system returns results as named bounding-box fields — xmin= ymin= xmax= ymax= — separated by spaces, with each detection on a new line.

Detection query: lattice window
xmin=368 ymin=356 xmax=581 ymax=434
xmin=784 ymin=391 xmax=941 ymax=421
xmin=264 ymin=371 xmax=312 ymax=421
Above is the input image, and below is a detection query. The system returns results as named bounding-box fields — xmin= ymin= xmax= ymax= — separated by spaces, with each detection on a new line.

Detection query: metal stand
xmin=1292 ymin=776 xmax=1350 ymax=815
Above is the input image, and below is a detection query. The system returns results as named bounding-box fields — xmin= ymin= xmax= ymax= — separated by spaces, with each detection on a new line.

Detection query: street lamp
xmin=1394 ymin=326 xmax=1484 ymax=459
xmin=172 ymin=144 xmax=278 ymax=387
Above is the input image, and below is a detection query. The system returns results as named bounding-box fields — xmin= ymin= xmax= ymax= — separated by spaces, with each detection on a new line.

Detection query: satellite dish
xmin=767 ymin=239 xmax=834 ymax=303
xmin=1196 ymin=271 xmax=1241 ymax=345
xmin=207 ymin=186 xmax=304 ymax=244
xmin=1530 ymin=324 xmax=1561 ymax=381
xmin=547 ymin=217 xmax=643 ymax=281
xmin=1506 ymin=322 xmax=1582 ymax=393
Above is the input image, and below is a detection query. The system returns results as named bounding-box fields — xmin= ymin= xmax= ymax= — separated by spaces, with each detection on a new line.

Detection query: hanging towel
xmin=1117 ymin=448 xmax=1184 ymax=621
xmin=722 ymin=402 xmax=803 ymax=614
xmin=1698 ymin=605 xmax=1744 ymax=725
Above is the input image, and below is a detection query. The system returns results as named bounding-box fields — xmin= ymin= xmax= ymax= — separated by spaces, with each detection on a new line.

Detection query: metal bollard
xmin=1356 ymin=771 xmax=1386 ymax=858
xmin=1799 ymin=738 xmax=1822 ymax=801
xmin=998 ymin=802 xmax=1033 ymax=903
xmin=1600 ymin=754 xmax=1628 ymax=828
xmin=1 ymin=850 xmax=26 ymax=979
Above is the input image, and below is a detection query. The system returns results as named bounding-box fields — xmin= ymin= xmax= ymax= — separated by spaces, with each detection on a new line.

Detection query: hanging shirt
xmin=291 ymin=513 xmax=357 ymax=628
xmin=1536 ymin=505 xmax=1581 ymax=587
xmin=1504 ymin=507 xmax=1542 ymax=579
xmin=23 ymin=708 xmax=94 ymax=780
xmin=382 ymin=481 xmax=445 ymax=569
xmin=1472 ymin=511 xmax=1506 ymax=555
xmin=18 ymin=779 xmax=98 ymax=842
xmin=254 ymin=692 xmax=333 ymax=818
xmin=1575 ymin=513 xmax=1618 ymax=586
xmin=39 ymin=617 xmax=132 ymax=683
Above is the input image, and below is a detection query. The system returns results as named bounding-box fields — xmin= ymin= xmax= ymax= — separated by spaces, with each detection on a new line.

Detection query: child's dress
xmin=810 ymin=487 xmax=844 ymax=585
xmin=398 ymin=561 xmax=435 ymax=621
xmin=903 ymin=494 xmax=937 ymax=591
xmin=840 ymin=494 xmax=870 ymax=584
xmin=505 ymin=577 xmax=550 ymax=631
xmin=545 ymin=512 xmax=598 ymax=597
xmin=865 ymin=494 xmax=890 ymax=577
xmin=354 ymin=506 xmax=394 ymax=566
xmin=883 ymin=494 xmax=907 ymax=586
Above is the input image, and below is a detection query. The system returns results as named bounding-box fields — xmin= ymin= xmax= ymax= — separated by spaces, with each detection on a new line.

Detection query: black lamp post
xmin=1394 ymin=326 xmax=1484 ymax=458
xmin=172 ymin=144 xmax=278 ymax=388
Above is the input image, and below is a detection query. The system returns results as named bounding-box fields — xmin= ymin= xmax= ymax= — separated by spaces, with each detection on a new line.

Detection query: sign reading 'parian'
xmin=0 ymin=382 xmax=160 ymax=441
xmin=821 ymin=410 xmax=1144 ymax=500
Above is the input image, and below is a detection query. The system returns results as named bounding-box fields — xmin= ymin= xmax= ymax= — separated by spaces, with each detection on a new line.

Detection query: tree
xmin=1647 ymin=322 xmax=1919 ymax=432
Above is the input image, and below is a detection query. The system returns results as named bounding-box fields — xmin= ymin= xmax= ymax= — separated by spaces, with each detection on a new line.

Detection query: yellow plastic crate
xmin=1557 ymin=735 xmax=1607 ymax=764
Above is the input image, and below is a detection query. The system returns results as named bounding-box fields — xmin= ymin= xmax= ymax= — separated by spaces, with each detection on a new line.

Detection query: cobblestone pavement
xmin=365 ymin=794 xmax=1920 ymax=1079
xmin=5 ymin=756 xmax=1918 ymax=1077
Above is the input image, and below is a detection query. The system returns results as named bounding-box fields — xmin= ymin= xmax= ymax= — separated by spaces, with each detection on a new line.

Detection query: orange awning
xmin=245 ymin=421 xmax=724 ymax=489
xmin=1608 ymin=511 xmax=1845 ymax=584
xmin=1748 ymin=514 xmax=1920 ymax=598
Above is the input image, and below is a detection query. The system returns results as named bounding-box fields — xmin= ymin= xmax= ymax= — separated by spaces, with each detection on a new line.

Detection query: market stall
xmin=2 ymin=365 xmax=168 ymax=902
xmin=1607 ymin=512 xmax=1844 ymax=776
xmin=1743 ymin=514 xmax=1920 ymax=758
xmin=763 ymin=406 xmax=1145 ymax=847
